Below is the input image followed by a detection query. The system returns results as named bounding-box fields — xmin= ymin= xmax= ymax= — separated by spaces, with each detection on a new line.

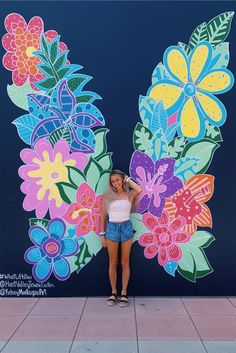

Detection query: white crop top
xmin=108 ymin=199 xmax=132 ymax=222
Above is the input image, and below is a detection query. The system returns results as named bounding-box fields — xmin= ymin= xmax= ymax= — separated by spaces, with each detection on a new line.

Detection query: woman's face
xmin=110 ymin=174 xmax=124 ymax=192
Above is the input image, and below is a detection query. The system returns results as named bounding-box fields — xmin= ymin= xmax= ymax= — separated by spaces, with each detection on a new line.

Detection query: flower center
xmin=159 ymin=233 xmax=169 ymax=243
xmin=45 ymin=241 xmax=59 ymax=255
xmin=26 ymin=46 xmax=36 ymax=57
xmin=51 ymin=172 xmax=59 ymax=179
xmin=184 ymin=82 xmax=196 ymax=97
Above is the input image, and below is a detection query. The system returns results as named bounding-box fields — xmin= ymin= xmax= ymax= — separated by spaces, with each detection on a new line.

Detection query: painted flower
xmin=62 ymin=182 xmax=103 ymax=237
xmin=2 ymin=13 xmax=67 ymax=89
xmin=139 ymin=210 xmax=190 ymax=266
xmin=165 ymin=174 xmax=214 ymax=234
xmin=130 ymin=151 xmax=183 ymax=217
xmin=13 ymin=79 xmax=105 ymax=153
xmin=25 ymin=218 xmax=79 ymax=282
xmin=19 ymin=138 xmax=88 ymax=218
xmin=148 ymin=41 xmax=234 ymax=141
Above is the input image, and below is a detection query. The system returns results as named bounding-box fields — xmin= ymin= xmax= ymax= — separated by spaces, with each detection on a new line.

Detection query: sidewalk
xmin=0 ymin=297 xmax=236 ymax=353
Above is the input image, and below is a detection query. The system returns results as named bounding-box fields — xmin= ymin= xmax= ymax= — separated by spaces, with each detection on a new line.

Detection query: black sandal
xmin=107 ymin=293 xmax=117 ymax=306
xmin=119 ymin=294 xmax=128 ymax=307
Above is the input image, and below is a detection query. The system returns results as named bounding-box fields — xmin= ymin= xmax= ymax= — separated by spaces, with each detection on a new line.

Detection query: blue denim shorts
xmin=106 ymin=220 xmax=134 ymax=242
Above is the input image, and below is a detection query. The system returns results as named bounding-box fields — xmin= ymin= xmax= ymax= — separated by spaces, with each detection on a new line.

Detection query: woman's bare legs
xmin=106 ymin=239 xmax=119 ymax=294
xmin=121 ymin=238 xmax=133 ymax=295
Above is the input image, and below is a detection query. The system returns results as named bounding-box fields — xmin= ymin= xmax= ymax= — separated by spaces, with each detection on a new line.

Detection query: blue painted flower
xmin=148 ymin=41 xmax=234 ymax=141
xmin=13 ymin=79 xmax=105 ymax=153
xmin=24 ymin=218 xmax=79 ymax=283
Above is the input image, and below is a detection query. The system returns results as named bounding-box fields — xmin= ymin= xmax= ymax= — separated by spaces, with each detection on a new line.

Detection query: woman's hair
xmin=105 ymin=169 xmax=138 ymax=212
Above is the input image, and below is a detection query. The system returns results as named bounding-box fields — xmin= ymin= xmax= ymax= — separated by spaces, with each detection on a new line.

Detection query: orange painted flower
xmin=165 ymin=174 xmax=214 ymax=234
xmin=2 ymin=13 xmax=68 ymax=89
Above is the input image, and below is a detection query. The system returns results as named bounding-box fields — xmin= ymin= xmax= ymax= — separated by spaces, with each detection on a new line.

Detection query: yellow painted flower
xmin=148 ymin=41 xmax=234 ymax=141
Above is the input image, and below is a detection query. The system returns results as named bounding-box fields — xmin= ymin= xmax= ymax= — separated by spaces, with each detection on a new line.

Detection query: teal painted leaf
xmin=210 ymin=42 xmax=229 ymax=70
xmin=84 ymin=158 xmax=102 ymax=189
xmin=152 ymin=100 xmax=168 ymax=133
xmin=152 ymin=128 xmax=168 ymax=160
xmin=133 ymin=122 xmax=154 ymax=155
xmin=189 ymin=22 xmax=208 ymax=49
xmin=188 ymin=246 xmax=213 ymax=278
xmin=165 ymin=122 xmax=178 ymax=143
xmin=177 ymin=246 xmax=197 ymax=283
xmin=84 ymin=232 xmax=102 ymax=256
xmin=29 ymin=218 xmax=50 ymax=227
xmin=168 ymin=136 xmax=186 ymax=159
xmin=67 ymin=166 xmax=85 ymax=188
xmin=187 ymin=230 xmax=215 ymax=248
xmin=91 ymin=128 xmax=109 ymax=158
xmin=56 ymin=182 xmax=77 ymax=203
xmin=95 ymin=170 xmax=110 ymax=194
xmin=151 ymin=62 xmax=172 ymax=85
xmin=178 ymin=42 xmax=191 ymax=56
xmin=174 ymin=156 xmax=199 ymax=181
xmin=139 ymin=95 xmax=156 ymax=126
xmin=207 ymin=11 xmax=234 ymax=46
xmin=130 ymin=213 xmax=148 ymax=242
xmin=12 ymin=114 xmax=40 ymax=145
xmin=7 ymin=80 xmax=42 ymax=111
xmin=181 ymin=139 xmax=220 ymax=174
xmin=75 ymin=240 xmax=93 ymax=273
xmin=204 ymin=121 xmax=223 ymax=143
xmin=49 ymin=125 xmax=71 ymax=146
xmin=95 ymin=152 xmax=113 ymax=170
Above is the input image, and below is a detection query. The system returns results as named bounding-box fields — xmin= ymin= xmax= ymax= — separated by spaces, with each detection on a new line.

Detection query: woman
xmin=100 ymin=170 xmax=141 ymax=307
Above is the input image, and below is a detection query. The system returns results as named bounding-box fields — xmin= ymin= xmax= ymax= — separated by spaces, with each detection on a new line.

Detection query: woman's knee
xmin=109 ymin=260 xmax=118 ymax=270
xmin=121 ymin=260 xmax=130 ymax=270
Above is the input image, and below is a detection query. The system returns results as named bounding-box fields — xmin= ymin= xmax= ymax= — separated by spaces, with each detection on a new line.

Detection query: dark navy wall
xmin=0 ymin=1 xmax=236 ymax=296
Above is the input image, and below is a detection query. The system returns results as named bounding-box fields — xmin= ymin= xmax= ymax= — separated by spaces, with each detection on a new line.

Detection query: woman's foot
xmin=107 ymin=293 xmax=117 ymax=306
xmin=119 ymin=294 xmax=128 ymax=307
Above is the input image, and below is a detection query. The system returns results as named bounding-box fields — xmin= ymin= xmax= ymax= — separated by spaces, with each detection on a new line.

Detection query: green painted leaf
xmin=58 ymin=67 xmax=71 ymax=79
xmin=67 ymin=255 xmax=79 ymax=274
xmin=50 ymin=40 xmax=58 ymax=63
xmin=211 ymin=42 xmax=229 ymax=69
xmin=178 ymin=42 xmax=191 ymax=56
xmin=189 ymin=22 xmax=208 ymax=49
xmin=91 ymin=128 xmax=109 ymax=158
xmin=207 ymin=11 xmax=234 ymax=46
xmin=188 ymin=231 xmax=215 ymax=248
xmin=38 ymin=65 xmax=54 ymax=77
xmin=76 ymin=95 xmax=94 ymax=103
xmin=84 ymin=158 xmax=102 ymax=189
xmin=7 ymin=80 xmax=42 ymax=111
xmin=67 ymin=166 xmax=85 ymax=187
xmin=54 ymin=52 xmax=67 ymax=71
xmin=49 ymin=125 xmax=71 ymax=146
xmin=95 ymin=171 xmax=110 ymax=194
xmin=41 ymin=34 xmax=49 ymax=55
xmin=174 ymin=156 xmax=199 ymax=181
xmin=84 ymin=232 xmax=102 ymax=256
xmin=56 ymin=182 xmax=77 ymax=203
xmin=37 ymin=77 xmax=57 ymax=90
xmin=75 ymin=240 xmax=93 ymax=273
xmin=130 ymin=213 xmax=147 ymax=233
xmin=95 ymin=152 xmax=113 ymax=170
xmin=29 ymin=218 xmax=50 ymax=227
xmin=68 ymin=76 xmax=86 ymax=92
xmin=168 ymin=137 xmax=186 ymax=159
xmin=177 ymin=246 xmax=197 ymax=283
xmin=187 ymin=246 xmax=213 ymax=278
xmin=181 ymin=139 xmax=220 ymax=174
xmin=204 ymin=121 xmax=223 ymax=143
xmin=133 ymin=123 xmax=153 ymax=155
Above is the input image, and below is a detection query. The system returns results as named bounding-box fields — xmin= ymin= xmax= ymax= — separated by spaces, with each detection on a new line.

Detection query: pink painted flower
xmin=19 ymin=138 xmax=88 ymax=218
xmin=139 ymin=210 xmax=190 ymax=266
xmin=2 ymin=13 xmax=68 ymax=89
xmin=62 ymin=182 xmax=103 ymax=237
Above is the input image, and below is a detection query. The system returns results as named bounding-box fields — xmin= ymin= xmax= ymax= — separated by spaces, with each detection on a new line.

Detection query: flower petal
xmin=2 ymin=52 xmax=17 ymax=70
xmin=2 ymin=33 xmax=16 ymax=51
xmin=76 ymin=182 xmax=95 ymax=208
xmin=60 ymin=239 xmax=79 ymax=256
xmin=142 ymin=213 xmax=160 ymax=231
xmin=49 ymin=199 xmax=68 ymax=219
xmin=158 ymin=248 xmax=168 ymax=266
xmin=53 ymin=139 xmax=70 ymax=161
xmin=168 ymin=245 xmax=182 ymax=262
xmin=29 ymin=226 xmax=49 ymax=246
xmin=45 ymin=30 xmax=58 ymax=42
xmin=4 ymin=13 xmax=27 ymax=33
xmin=144 ymin=244 xmax=159 ymax=259
xmin=193 ymin=203 xmax=212 ymax=228
xmin=161 ymin=176 xmax=183 ymax=198
xmin=159 ymin=210 xmax=169 ymax=224
xmin=177 ymin=97 xmax=205 ymax=141
xmin=48 ymin=218 xmax=66 ymax=239
xmin=170 ymin=216 xmax=185 ymax=231
xmin=175 ymin=231 xmax=191 ymax=243
xmin=12 ymin=69 xmax=27 ymax=86
xmin=53 ymin=256 xmax=70 ymax=281
xmin=130 ymin=151 xmax=154 ymax=182
xmin=28 ymin=16 xmax=44 ymax=34
xmin=138 ymin=233 xmax=154 ymax=246
xmin=198 ymin=69 xmax=234 ymax=94
xmin=196 ymin=91 xmax=226 ymax=126
xmin=148 ymin=195 xmax=165 ymax=217
xmin=32 ymin=257 xmax=52 ymax=282
xmin=34 ymin=138 xmax=53 ymax=162
xmin=155 ymin=158 xmax=175 ymax=183
xmin=164 ymin=46 xmax=189 ymax=83
xmin=148 ymin=79 xmax=184 ymax=115
xmin=76 ymin=216 xmax=92 ymax=237
xmin=137 ymin=193 xmax=151 ymax=213
xmin=185 ymin=174 xmax=214 ymax=203
xmin=24 ymin=246 xmax=43 ymax=264
xmin=190 ymin=42 xmax=212 ymax=83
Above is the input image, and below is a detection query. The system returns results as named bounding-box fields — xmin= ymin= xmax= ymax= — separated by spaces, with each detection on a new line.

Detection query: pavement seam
xmin=0 ymin=297 xmax=40 ymax=353
xmin=180 ymin=297 xmax=209 ymax=353
xmin=134 ymin=297 xmax=140 ymax=353
xmin=227 ymin=297 xmax=236 ymax=308
xmin=68 ymin=297 xmax=88 ymax=353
